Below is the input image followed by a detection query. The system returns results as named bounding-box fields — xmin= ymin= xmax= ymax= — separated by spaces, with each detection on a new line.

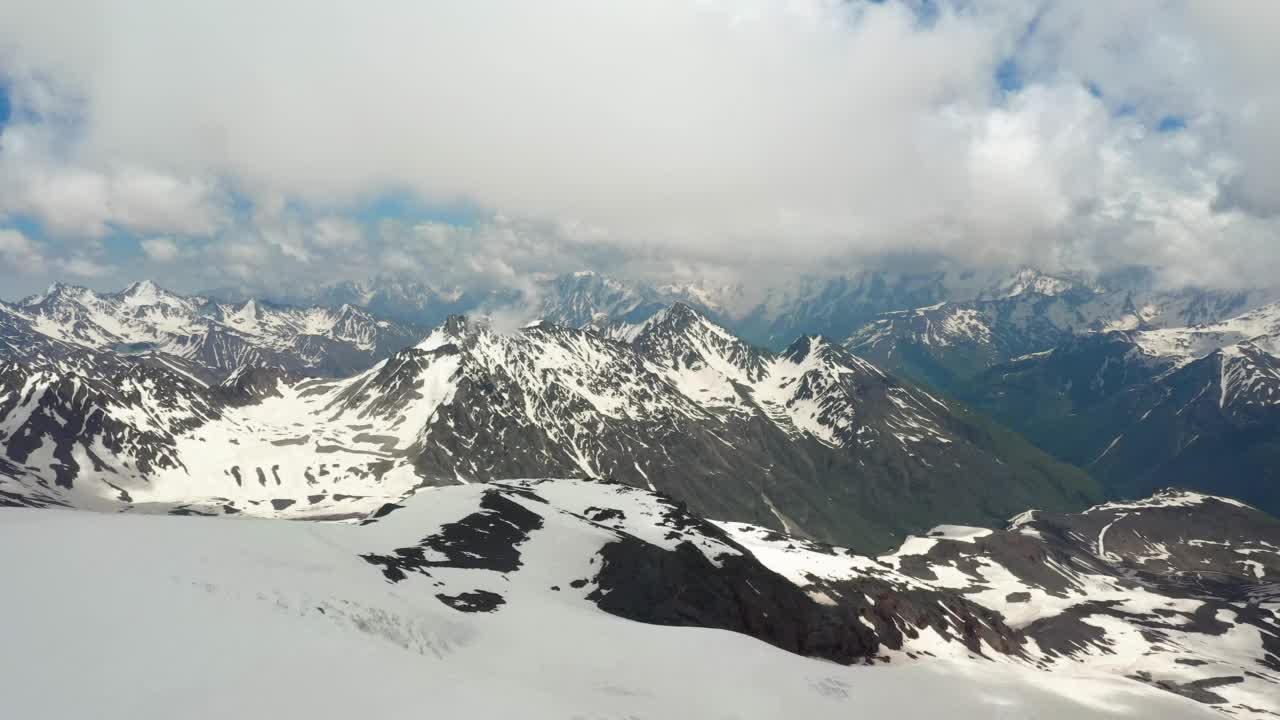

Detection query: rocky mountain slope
xmin=733 ymin=486 xmax=1280 ymax=716
xmin=0 ymin=304 xmax=1096 ymax=551
xmin=845 ymin=274 xmax=1278 ymax=395
xmin=732 ymin=268 xmax=1004 ymax=347
xmin=2 ymin=478 xmax=1271 ymax=718
xmin=956 ymin=303 xmax=1280 ymax=516
xmin=0 ymin=281 xmax=424 ymax=380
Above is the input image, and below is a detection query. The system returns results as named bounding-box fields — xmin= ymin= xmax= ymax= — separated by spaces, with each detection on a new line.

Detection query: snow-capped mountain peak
xmin=119 ymin=279 xmax=173 ymax=303
xmin=632 ymin=302 xmax=770 ymax=384
xmin=986 ymin=267 xmax=1088 ymax=299
xmin=779 ymin=334 xmax=856 ymax=366
xmin=0 ymin=281 xmax=425 ymax=380
xmin=621 ymin=306 xmax=954 ymax=451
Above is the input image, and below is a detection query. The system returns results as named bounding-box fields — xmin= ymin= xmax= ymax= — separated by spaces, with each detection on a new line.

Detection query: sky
xmin=1 ymin=0 xmax=1279 ymax=299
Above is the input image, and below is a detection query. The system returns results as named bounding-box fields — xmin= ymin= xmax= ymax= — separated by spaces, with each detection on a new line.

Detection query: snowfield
xmin=0 ymin=480 xmax=1244 ymax=720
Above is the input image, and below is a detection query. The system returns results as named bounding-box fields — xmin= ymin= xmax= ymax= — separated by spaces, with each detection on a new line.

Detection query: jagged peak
xmin=333 ymin=302 xmax=377 ymax=320
xmin=117 ymin=279 xmax=183 ymax=306
xmin=519 ymin=318 xmax=573 ymax=333
xmin=232 ymin=298 xmax=262 ymax=320
xmin=416 ymin=314 xmax=487 ymax=351
xmin=444 ymin=313 xmax=481 ymax=335
xmin=654 ymin=301 xmax=706 ymax=326
xmin=22 ymin=281 xmax=88 ymax=306
xmin=122 ymin=279 xmax=162 ymax=295
xmin=633 ymin=302 xmax=748 ymax=351
xmin=989 ymin=266 xmax=1086 ymax=299
xmin=780 ymin=334 xmax=835 ymax=364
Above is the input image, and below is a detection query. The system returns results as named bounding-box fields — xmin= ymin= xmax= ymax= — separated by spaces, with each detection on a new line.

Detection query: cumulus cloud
xmin=0 ymin=119 xmax=226 ymax=239
xmin=0 ymin=228 xmax=46 ymax=270
xmin=0 ymin=0 xmax=1277 ymax=290
xmin=57 ymin=254 xmax=114 ymax=278
xmin=139 ymin=237 xmax=180 ymax=262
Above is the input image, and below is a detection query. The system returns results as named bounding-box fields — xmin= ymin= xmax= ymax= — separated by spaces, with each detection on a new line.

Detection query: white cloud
xmin=311 ymin=217 xmax=364 ymax=250
xmin=57 ymin=254 xmax=114 ymax=278
xmin=0 ymin=123 xmax=225 ymax=238
xmin=0 ymin=228 xmax=46 ymax=270
xmin=139 ymin=237 xmax=180 ymax=262
xmin=0 ymin=1 xmax=1277 ymax=287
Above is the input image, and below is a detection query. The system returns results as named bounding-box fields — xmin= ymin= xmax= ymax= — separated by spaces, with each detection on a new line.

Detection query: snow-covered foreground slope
xmin=0 ymin=479 xmax=1237 ymax=720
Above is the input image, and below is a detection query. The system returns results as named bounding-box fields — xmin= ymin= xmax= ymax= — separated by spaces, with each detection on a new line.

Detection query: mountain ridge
xmin=0 ymin=305 xmax=1098 ymax=551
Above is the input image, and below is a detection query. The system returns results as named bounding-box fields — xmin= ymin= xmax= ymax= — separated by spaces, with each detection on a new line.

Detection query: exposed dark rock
xmin=588 ymin=538 xmax=876 ymax=665
xmin=361 ymin=489 xmax=544 ymax=582
xmin=435 ymin=590 xmax=506 ymax=613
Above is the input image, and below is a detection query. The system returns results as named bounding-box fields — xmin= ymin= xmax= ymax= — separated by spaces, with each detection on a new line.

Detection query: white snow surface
xmin=0 ymin=480 xmax=1222 ymax=720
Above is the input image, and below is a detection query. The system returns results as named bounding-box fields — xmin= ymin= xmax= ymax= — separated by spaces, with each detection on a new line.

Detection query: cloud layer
xmin=0 ymin=0 xmax=1278 ymax=296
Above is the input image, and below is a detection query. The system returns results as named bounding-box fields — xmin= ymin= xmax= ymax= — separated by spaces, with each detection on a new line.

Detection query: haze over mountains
xmin=190 ymin=264 xmax=1280 ymax=347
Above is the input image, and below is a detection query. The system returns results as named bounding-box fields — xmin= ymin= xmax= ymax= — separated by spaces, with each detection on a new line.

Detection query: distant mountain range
xmin=846 ymin=272 xmax=1276 ymax=391
xmin=235 ymin=265 xmax=1277 ymax=351
xmin=4 ymin=265 xmax=1279 ymax=524
xmin=837 ymin=278 xmax=1280 ymax=518
xmin=961 ymin=310 xmax=1280 ymax=515
xmin=1 ymin=280 xmax=423 ymax=381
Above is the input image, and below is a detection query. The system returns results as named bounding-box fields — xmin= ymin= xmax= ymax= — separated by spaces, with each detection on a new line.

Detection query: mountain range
xmin=688 ymin=269 xmax=1278 ymax=519
xmin=0 ymin=299 xmax=1095 ymax=551
xmin=255 ymin=266 xmax=1277 ymax=351
xmin=3 ymin=267 xmax=1280 ymax=718
xmin=1 ymin=280 xmax=423 ymax=381
xmin=961 ymin=307 xmax=1280 ymax=515
xmin=5 ymin=266 xmax=1280 ymax=526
